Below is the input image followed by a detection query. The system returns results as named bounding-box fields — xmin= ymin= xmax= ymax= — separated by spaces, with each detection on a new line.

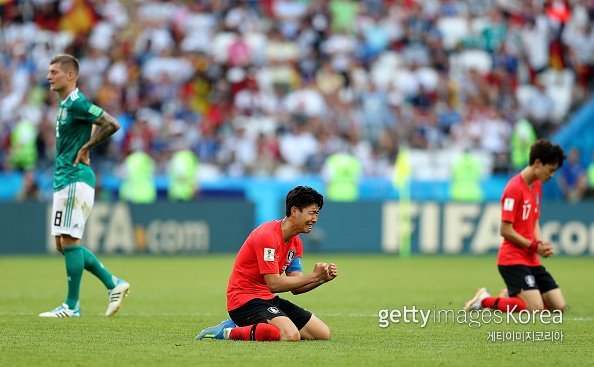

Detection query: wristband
xmin=529 ymin=239 xmax=540 ymax=253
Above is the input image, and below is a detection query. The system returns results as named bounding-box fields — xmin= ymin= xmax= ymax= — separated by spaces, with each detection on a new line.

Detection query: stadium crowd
xmin=1 ymin=0 xmax=594 ymax=192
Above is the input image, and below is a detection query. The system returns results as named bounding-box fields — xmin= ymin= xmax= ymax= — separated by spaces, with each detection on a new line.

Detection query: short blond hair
xmin=50 ymin=54 xmax=80 ymax=77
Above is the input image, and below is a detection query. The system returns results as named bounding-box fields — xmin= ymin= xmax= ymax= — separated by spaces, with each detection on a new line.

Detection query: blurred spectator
xmin=278 ymin=117 xmax=319 ymax=174
xmin=520 ymin=16 xmax=550 ymax=84
xmin=16 ymin=171 xmax=42 ymax=201
xmin=557 ymin=147 xmax=588 ymax=203
xmin=481 ymin=8 xmax=507 ymax=53
xmin=329 ymin=0 xmax=358 ymax=33
xmin=585 ymin=149 xmax=594 ymax=199
xmin=121 ymin=113 xmax=154 ymax=157
xmin=305 ymin=121 xmax=343 ymax=173
xmin=119 ymin=149 xmax=156 ymax=204
xmin=321 ymin=146 xmax=362 ymax=202
xmin=168 ymin=148 xmax=199 ymax=201
xmin=563 ymin=20 xmax=594 ymax=98
xmin=9 ymin=118 xmax=38 ymax=171
xmin=35 ymin=116 xmax=57 ymax=170
xmin=525 ymin=80 xmax=555 ymax=137
xmin=450 ymin=148 xmax=483 ymax=202
xmin=358 ymin=82 xmax=393 ymax=143
xmin=283 ymin=79 xmax=327 ymax=117
xmin=479 ymin=108 xmax=511 ymax=173
xmin=0 ymin=0 xmax=593 ymax=195
xmin=510 ymin=118 xmax=537 ymax=172
xmin=218 ymin=124 xmax=256 ymax=176
xmin=248 ymin=133 xmax=280 ymax=176
xmin=436 ymin=97 xmax=462 ymax=135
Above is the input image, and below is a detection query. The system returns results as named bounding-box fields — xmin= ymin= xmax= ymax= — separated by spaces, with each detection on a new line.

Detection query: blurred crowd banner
xmin=0 ymin=201 xmax=592 ymax=255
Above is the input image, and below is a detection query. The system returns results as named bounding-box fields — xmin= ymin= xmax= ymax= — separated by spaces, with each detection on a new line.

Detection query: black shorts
xmin=228 ymin=296 xmax=312 ymax=330
xmin=498 ymin=265 xmax=559 ymax=297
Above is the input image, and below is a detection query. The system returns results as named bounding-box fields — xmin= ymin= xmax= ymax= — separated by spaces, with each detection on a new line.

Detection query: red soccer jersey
xmin=227 ymin=220 xmax=303 ymax=311
xmin=497 ymin=173 xmax=542 ymax=266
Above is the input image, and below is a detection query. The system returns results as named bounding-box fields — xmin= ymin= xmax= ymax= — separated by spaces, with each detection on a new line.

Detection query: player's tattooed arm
xmin=88 ymin=112 xmax=121 ymax=148
xmin=74 ymin=112 xmax=120 ymax=166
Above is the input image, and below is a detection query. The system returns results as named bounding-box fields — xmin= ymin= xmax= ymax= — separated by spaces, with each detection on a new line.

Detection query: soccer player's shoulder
xmin=250 ymin=220 xmax=280 ymax=241
xmin=68 ymin=90 xmax=86 ymax=109
xmin=256 ymin=220 xmax=280 ymax=231
xmin=73 ymin=92 xmax=103 ymax=118
xmin=504 ymin=174 xmax=521 ymax=192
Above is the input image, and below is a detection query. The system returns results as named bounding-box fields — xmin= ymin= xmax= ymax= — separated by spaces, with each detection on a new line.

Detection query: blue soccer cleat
xmin=196 ymin=319 xmax=236 ymax=340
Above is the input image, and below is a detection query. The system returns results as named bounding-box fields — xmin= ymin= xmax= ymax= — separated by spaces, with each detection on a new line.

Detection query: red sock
xmin=481 ymin=297 xmax=526 ymax=312
xmin=496 ymin=297 xmax=526 ymax=312
xmin=481 ymin=297 xmax=498 ymax=309
xmin=229 ymin=323 xmax=281 ymax=341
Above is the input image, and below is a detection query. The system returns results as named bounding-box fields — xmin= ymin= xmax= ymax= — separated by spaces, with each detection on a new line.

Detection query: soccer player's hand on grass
xmin=538 ymin=242 xmax=554 ymax=258
xmin=324 ymin=263 xmax=338 ymax=282
xmin=74 ymin=146 xmax=91 ymax=166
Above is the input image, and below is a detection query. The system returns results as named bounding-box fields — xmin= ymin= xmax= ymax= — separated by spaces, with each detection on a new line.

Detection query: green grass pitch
xmin=0 ymin=255 xmax=592 ymax=366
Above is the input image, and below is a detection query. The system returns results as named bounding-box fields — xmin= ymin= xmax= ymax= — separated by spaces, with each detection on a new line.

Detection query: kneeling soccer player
xmin=197 ymin=186 xmax=338 ymax=341
xmin=463 ymin=140 xmax=567 ymax=313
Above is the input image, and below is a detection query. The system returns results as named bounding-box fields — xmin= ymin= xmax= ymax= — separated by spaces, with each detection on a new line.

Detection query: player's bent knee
xmin=280 ymin=330 xmax=301 ymax=342
xmin=302 ymin=322 xmax=331 ymax=340
xmin=550 ymin=302 xmax=566 ymax=312
xmin=310 ymin=322 xmax=331 ymax=340
xmin=270 ymin=317 xmax=301 ymax=341
xmin=525 ymin=303 xmax=545 ymax=311
xmin=315 ymin=326 xmax=331 ymax=340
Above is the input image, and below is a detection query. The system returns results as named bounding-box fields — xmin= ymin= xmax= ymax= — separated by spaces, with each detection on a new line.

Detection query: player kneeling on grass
xmin=464 ymin=140 xmax=567 ymax=314
xmin=197 ymin=186 xmax=338 ymax=341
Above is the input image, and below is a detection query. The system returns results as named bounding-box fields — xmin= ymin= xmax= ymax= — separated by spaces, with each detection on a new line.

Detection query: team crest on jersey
xmin=267 ymin=307 xmax=280 ymax=314
xmin=525 ymin=275 xmax=536 ymax=288
xmin=56 ymin=107 xmax=67 ymax=121
xmin=287 ymin=250 xmax=295 ymax=263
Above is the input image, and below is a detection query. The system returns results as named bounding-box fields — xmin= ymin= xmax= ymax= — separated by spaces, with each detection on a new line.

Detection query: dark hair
xmin=529 ymin=139 xmax=566 ymax=167
xmin=50 ymin=54 xmax=80 ymax=77
xmin=285 ymin=186 xmax=324 ymax=216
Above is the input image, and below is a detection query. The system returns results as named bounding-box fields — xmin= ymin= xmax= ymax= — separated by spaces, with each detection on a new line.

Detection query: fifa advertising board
xmin=299 ymin=201 xmax=594 ymax=255
xmin=63 ymin=201 xmax=255 ymax=254
xmin=0 ymin=201 xmax=592 ymax=255
xmin=0 ymin=201 xmax=254 ymax=254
